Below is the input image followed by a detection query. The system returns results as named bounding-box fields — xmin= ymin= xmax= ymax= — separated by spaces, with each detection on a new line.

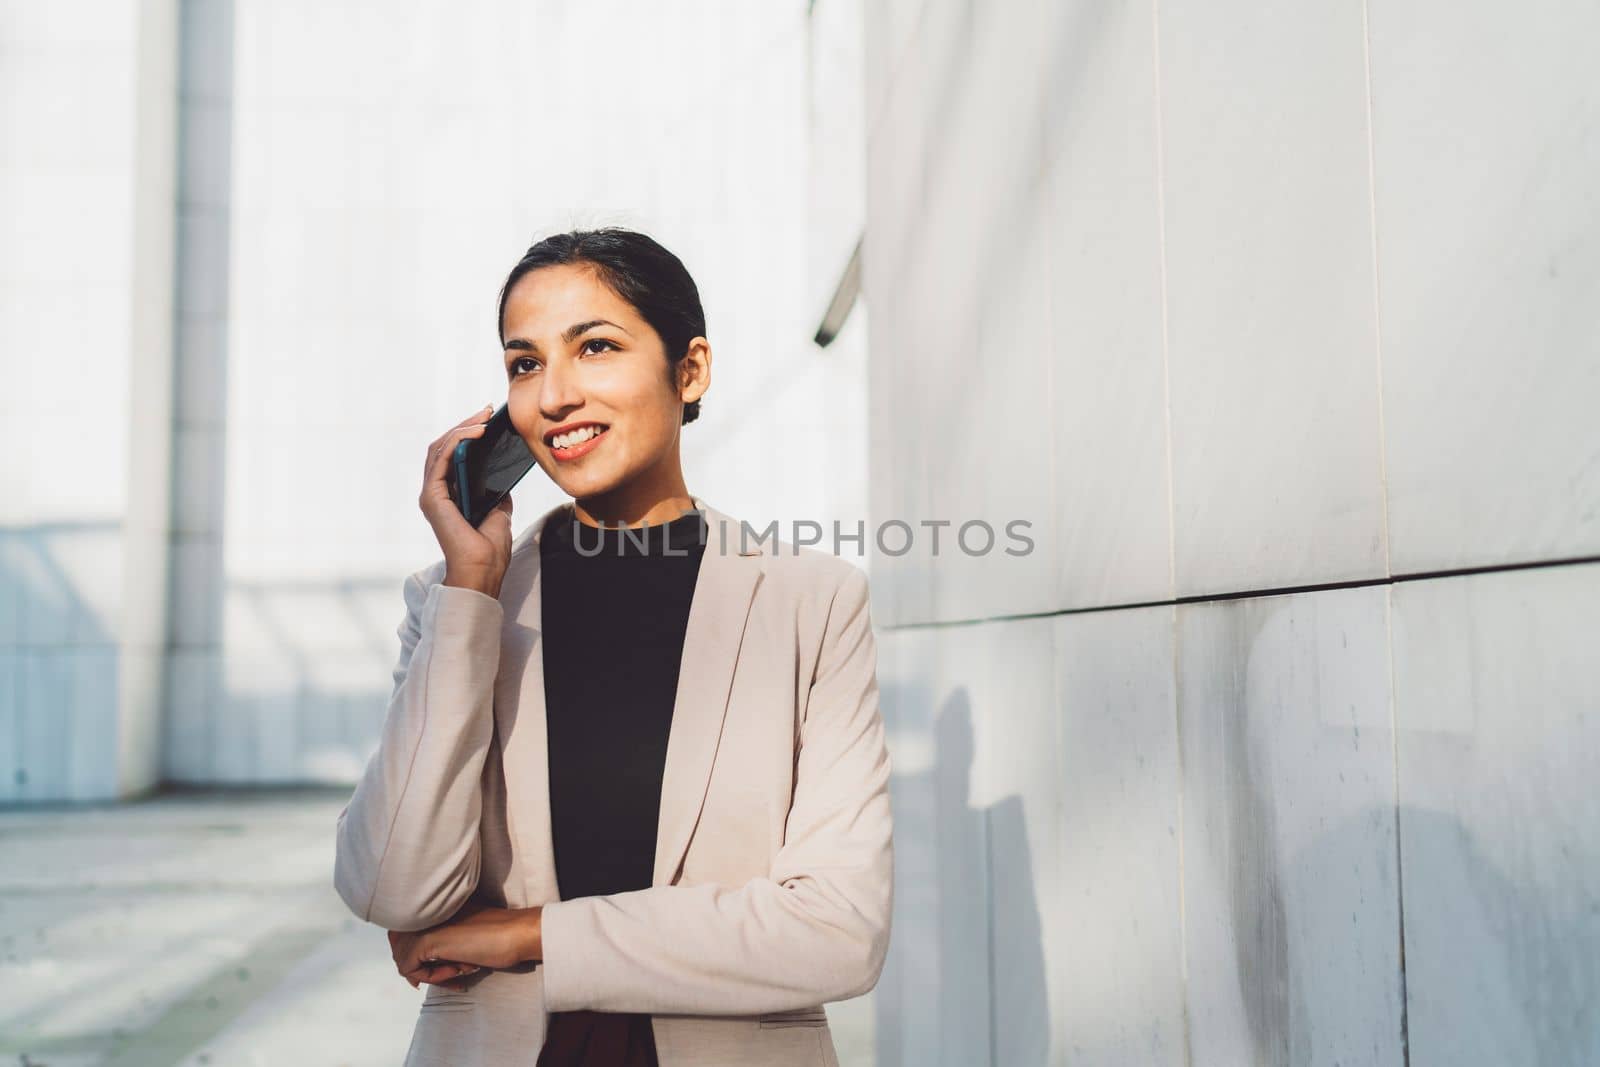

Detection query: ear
xmin=678 ymin=337 xmax=711 ymax=404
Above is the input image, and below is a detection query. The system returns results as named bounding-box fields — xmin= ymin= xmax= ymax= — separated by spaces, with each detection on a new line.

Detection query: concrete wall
xmin=1 ymin=0 xmax=179 ymax=802
xmin=862 ymin=0 xmax=1600 ymax=1063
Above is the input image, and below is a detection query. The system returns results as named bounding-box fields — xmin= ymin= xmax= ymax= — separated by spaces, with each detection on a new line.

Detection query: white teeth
xmin=553 ymin=425 xmax=605 ymax=449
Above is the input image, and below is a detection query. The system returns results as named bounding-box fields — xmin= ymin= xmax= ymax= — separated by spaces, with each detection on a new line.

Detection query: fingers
xmin=423 ymin=422 xmax=491 ymax=486
xmin=400 ymin=956 xmax=442 ymax=982
xmin=437 ymin=963 xmax=482 ymax=989
xmin=403 ymin=960 xmax=479 ymax=987
xmin=432 ymin=403 xmax=495 ymax=444
xmin=391 ymin=927 xmax=439 ymax=976
xmin=389 ymin=930 xmax=416 ymax=969
xmin=390 ymin=927 xmax=482 ymax=990
xmin=422 ymin=404 xmax=496 ymax=480
xmin=476 ymin=493 xmax=514 ymax=540
xmin=389 ymin=899 xmax=501 ymax=990
xmin=424 ymin=405 xmax=493 ymax=466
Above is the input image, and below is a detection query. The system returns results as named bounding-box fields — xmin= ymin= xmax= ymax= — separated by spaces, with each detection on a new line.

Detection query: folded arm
xmin=539 ymin=565 xmax=895 ymax=1015
xmin=333 ymin=567 xmax=503 ymax=931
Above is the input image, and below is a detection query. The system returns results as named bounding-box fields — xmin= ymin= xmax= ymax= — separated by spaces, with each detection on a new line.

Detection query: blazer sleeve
xmin=332 ymin=566 xmax=504 ymax=931
xmin=538 ymin=564 xmax=895 ymax=1015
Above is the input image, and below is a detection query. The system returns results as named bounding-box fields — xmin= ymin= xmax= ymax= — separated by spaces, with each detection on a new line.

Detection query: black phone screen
xmin=451 ymin=403 xmax=538 ymax=527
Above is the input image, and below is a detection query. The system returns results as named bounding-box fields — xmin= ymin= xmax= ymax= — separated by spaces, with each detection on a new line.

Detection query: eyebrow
xmin=504 ymin=319 xmax=630 ymax=353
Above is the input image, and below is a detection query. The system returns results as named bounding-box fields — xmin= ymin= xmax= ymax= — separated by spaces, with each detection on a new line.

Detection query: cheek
xmin=506 ymin=392 xmax=541 ymax=447
xmin=602 ymin=370 xmax=678 ymax=429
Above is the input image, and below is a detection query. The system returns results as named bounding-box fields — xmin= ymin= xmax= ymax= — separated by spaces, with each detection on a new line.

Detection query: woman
xmin=333 ymin=228 xmax=894 ymax=1067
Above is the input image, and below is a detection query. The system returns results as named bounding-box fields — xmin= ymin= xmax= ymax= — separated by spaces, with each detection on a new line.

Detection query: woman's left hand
xmin=389 ymin=900 xmax=543 ymax=989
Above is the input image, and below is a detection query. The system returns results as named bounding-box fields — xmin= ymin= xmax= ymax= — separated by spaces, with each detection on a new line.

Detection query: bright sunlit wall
xmin=1 ymin=0 xmax=870 ymax=797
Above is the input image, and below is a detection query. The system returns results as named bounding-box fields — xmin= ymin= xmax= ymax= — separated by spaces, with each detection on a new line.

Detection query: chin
xmin=555 ymin=469 xmax=627 ymax=501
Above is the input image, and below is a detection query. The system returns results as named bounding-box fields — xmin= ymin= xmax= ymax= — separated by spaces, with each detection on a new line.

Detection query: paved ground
xmin=0 ymin=788 xmax=876 ymax=1066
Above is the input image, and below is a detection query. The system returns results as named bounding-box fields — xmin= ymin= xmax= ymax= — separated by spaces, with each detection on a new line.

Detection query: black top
xmin=535 ymin=505 xmax=708 ymax=1067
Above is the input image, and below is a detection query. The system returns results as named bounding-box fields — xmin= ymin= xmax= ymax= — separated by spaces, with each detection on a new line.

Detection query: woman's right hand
xmin=418 ymin=404 xmax=515 ymax=599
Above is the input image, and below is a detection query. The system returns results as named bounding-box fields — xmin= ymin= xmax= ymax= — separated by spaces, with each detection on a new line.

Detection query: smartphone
xmin=450 ymin=403 xmax=539 ymax=527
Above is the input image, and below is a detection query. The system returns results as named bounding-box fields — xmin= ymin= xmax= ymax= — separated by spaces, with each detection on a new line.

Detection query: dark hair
xmin=497 ymin=227 xmax=706 ymax=425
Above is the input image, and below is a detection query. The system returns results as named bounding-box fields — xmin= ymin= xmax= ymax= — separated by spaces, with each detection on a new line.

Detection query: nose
xmin=538 ymin=358 xmax=583 ymax=423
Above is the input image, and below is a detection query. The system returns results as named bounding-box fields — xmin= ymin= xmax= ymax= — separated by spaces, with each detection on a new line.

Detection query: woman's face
xmin=502 ymin=262 xmax=707 ymax=504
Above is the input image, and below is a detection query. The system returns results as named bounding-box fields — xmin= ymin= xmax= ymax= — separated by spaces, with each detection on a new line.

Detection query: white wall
xmin=863 ymin=0 xmax=1600 ymax=1063
xmin=0 ymin=0 xmax=179 ymax=802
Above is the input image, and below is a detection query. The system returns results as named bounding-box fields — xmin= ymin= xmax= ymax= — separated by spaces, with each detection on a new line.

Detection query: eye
xmin=581 ymin=338 xmax=617 ymax=356
xmin=509 ymin=356 xmax=540 ymax=378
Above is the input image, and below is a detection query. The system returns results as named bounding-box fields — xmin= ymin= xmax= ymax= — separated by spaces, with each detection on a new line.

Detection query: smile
xmin=548 ymin=424 xmax=609 ymax=460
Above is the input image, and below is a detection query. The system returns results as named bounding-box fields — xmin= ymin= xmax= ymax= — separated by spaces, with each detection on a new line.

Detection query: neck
xmin=571 ymin=465 xmax=696 ymax=529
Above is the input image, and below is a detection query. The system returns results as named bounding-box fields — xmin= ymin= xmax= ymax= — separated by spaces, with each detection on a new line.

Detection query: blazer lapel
xmin=495 ymin=498 xmax=566 ymax=907
xmin=652 ymin=500 xmax=763 ymax=886
xmin=494 ymin=495 xmax=764 ymax=906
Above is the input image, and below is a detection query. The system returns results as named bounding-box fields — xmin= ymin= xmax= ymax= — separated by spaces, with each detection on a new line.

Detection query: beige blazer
xmin=333 ymin=495 xmax=894 ymax=1067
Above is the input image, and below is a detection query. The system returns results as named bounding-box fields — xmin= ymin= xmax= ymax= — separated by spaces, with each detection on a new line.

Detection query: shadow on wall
xmin=1 ymin=519 xmax=411 ymax=793
xmin=870 ymin=658 xmax=1595 ymax=1062
xmin=1262 ymin=800 xmax=1598 ymax=1066
xmin=874 ymin=684 xmax=1049 ymax=1067
xmin=0 ymin=522 xmax=121 ymax=801
xmin=170 ymin=572 xmax=418 ymax=785
xmin=1396 ymin=804 xmax=1600 ymax=1065
xmin=1191 ymin=796 xmax=1583 ymax=1067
